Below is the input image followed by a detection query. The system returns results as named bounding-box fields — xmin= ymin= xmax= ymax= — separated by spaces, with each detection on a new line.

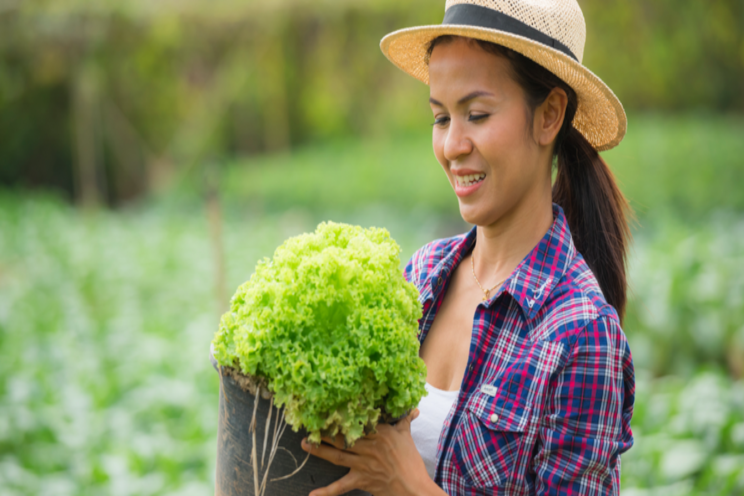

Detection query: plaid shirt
xmin=404 ymin=204 xmax=635 ymax=495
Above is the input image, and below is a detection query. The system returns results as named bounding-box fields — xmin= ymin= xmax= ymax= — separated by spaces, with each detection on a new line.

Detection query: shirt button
xmin=468 ymin=364 xmax=473 ymax=372
xmin=489 ymin=414 xmax=499 ymax=423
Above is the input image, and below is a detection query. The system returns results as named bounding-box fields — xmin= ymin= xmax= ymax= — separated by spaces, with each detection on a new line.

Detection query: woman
xmin=301 ymin=0 xmax=635 ymax=494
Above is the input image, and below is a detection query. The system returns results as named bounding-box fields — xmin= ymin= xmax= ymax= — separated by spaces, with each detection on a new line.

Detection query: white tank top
xmin=410 ymin=382 xmax=460 ymax=480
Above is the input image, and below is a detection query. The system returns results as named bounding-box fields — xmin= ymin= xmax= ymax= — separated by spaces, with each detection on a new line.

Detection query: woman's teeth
xmin=456 ymin=173 xmax=486 ymax=187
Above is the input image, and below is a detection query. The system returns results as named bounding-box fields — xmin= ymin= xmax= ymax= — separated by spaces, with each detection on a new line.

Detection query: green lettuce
xmin=212 ymin=222 xmax=427 ymax=445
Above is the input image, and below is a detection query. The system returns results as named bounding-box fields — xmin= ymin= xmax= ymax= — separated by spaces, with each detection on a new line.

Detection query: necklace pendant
xmin=483 ymin=290 xmax=490 ymax=301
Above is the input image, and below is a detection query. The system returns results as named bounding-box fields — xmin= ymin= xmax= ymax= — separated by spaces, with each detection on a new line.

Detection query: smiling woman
xmin=301 ymin=1 xmax=636 ymax=495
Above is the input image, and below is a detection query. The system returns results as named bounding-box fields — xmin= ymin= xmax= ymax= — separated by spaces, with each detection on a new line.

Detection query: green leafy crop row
xmin=1 ymin=192 xmax=741 ymax=495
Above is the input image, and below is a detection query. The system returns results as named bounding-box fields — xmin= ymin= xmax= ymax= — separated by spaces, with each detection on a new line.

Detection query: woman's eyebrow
xmin=429 ymin=91 xmax=495 ymax=107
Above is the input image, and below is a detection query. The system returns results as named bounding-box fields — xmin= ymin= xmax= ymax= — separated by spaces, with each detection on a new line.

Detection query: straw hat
xmin=380 ymin=0 xmax=626 ymax=151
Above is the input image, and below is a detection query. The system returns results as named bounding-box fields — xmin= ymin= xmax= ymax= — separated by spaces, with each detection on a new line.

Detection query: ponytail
xmin=428 ymin=36 xmax=632 ymax=321
xmin=553 ymin=127 xmax=631 ymax=321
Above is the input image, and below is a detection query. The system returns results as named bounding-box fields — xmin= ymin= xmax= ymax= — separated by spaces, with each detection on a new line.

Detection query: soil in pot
xmin=213 ymin=355 xmax=371 ymax=496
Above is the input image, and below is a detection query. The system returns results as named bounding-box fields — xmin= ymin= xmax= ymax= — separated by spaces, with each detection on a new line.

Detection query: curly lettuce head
xmin=212 ymin=222 xmax=426 ymax=445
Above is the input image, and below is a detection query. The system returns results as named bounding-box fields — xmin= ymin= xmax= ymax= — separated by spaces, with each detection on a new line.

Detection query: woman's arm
xmin=534 ymin=315 xmax=635 ymax=495
xmin=301 ymin=409 xmax=448 ymax=496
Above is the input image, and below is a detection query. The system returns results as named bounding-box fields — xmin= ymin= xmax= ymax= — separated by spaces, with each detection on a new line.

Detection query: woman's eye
xmin=432 ymin=116 xmax=450 ymax=127
xmin=469 ymin=113 xmax=489 ymax=122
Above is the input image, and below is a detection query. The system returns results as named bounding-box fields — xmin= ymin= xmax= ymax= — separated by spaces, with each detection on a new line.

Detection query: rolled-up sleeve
xmin=534 ymin=315 xmax=635 ymax=495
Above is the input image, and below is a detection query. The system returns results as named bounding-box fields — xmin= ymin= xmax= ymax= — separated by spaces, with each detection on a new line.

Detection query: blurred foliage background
xmin=1 ymin=0 xmax=743 ymax=495
xmin=2 ymin=0 xmax=743 ymax=204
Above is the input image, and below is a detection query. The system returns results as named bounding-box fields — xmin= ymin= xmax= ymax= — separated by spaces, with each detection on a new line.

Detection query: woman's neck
xmin=472 ymin=197 xmax=554 ymax=287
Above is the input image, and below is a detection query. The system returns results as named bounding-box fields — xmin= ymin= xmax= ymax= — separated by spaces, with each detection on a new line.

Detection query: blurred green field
xmin=219 ymin=114 xmax=744 ymax=219
xmin=1 ymin=115 xmax=744 ymax=495
xmin=1 ymin=196 xmax=743 ymax=495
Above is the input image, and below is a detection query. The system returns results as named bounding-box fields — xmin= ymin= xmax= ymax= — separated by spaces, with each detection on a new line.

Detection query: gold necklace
xmin=471 ymin=252 xmax=505 ymax=301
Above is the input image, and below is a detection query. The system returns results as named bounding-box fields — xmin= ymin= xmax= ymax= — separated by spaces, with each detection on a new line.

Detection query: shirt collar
xmin=420 ymin=228 xmax=477 ymax=304
xmin=426 ymin=204 xmax=576 ymax=321
xmin=502 ymin=204 xmax=576 ymax=320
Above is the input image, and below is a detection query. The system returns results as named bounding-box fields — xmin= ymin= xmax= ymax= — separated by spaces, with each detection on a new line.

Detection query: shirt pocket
xmin=453 ymin=386 xmax=531 ymax=488
xmin=452 ymin=340 xmax=566 ymax=489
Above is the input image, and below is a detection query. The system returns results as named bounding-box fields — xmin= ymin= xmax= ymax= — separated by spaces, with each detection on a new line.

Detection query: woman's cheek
xmin=432 ymin=132 xmax=451 ymax=179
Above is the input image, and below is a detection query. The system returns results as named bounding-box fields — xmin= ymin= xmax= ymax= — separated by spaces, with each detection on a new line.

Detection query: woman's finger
xmin=301 ymin=438 xmax=357 ymax=468
xmin=309 ymin=472 xmax=361 ymax=496
xmin=340 ymin=434 xmax=379 ymax=456
xmin=320 ymin=435 xmax=346 ymax=450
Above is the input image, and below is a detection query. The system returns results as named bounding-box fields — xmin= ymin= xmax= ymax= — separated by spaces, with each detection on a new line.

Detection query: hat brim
xmin=380 ymin=24 xmax=626 ymax=151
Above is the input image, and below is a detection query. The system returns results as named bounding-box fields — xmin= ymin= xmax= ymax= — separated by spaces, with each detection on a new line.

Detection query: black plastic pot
xmin=212 ymin=354 xmax=370 ymax=496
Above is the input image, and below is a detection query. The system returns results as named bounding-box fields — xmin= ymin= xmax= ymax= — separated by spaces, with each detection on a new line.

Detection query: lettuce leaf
xmin=212 ymin=222 xmax=427 ymax=445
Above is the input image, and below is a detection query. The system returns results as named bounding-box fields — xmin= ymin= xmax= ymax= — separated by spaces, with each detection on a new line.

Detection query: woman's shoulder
xmin=535 ymin=250 xmax=625 ymax=346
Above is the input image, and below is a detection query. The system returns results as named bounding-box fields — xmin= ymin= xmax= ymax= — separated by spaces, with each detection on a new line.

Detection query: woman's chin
xmin=458 ymin=203 xmax=491 ymax=227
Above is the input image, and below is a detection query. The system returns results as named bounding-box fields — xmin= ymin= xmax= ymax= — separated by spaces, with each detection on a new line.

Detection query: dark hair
xmin=427 ymin=36 xmax=632 ymax=321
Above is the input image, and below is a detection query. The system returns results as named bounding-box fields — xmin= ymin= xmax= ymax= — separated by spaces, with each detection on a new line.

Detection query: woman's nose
xmin=443 ymin=121 xmax=473 ymax=162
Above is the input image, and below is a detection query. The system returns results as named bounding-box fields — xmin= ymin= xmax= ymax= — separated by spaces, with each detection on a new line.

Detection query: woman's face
xmin=428 ymin=38 xmax=553 ymax=227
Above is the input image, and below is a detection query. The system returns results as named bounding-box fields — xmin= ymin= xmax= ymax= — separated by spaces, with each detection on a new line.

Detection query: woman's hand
xmin=300 ymin=409 xmax=444 ymax=496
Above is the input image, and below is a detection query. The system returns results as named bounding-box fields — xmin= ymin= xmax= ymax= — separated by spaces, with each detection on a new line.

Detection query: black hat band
xmin=442 ymin=3 xmax=579 ymax=62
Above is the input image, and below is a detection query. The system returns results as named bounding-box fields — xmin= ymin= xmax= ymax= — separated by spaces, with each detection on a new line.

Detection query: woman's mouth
xmin=454 ymin=173 xmax=486 ymax=197
xmin=455 ymin=173 xmax=486 ymax=187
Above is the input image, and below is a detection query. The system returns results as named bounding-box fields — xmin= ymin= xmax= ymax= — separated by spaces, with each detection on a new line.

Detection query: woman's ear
xmin=534 ymin=87 xmax=568 ymax=146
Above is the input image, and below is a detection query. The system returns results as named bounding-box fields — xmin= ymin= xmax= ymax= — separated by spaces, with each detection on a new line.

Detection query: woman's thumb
xmin=396 ymin=408 xmax=420 ymax=431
